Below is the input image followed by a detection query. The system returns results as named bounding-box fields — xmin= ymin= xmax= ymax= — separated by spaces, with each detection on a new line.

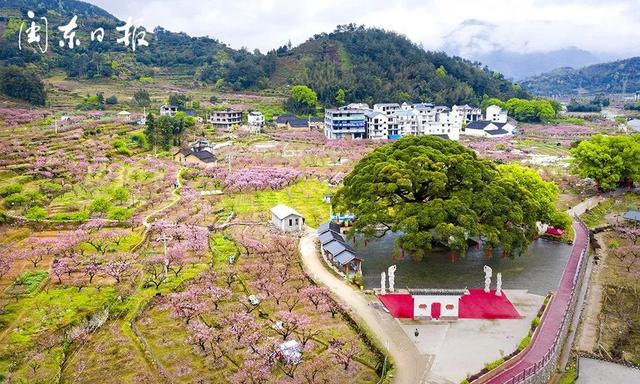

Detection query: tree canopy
xmin=335 ymin=136 xmax=569 ymax=259
xmin=571 ymin=134 xmax=640 ymax=190
xmin=285 ymin=85 xmax=318 ymax=115
xmin=0 ymin=66 xmax=46 ymax=106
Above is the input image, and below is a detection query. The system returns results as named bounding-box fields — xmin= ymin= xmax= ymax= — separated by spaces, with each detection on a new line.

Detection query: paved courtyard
xmin=395 ymin=290 xmax=544 ymax=384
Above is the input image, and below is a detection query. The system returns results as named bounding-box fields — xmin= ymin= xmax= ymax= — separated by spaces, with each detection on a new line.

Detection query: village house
xmin=174 ymin=139 xmax=216 ymax=166
xmin=248 ymin=111 xmax=265 ymax=130
xmin=208 ymin=108 xmax=242 ymax=130
xmin=160 ymin=105 xmax=178 ymax=117
xmin=324 ymin=108 xmax=367 ymax=139
xmin=270 ymin=204 xmax=304 ymax=232
xmin=317 ymin=221 xmax=362 ymax=276
xmin=464 ymin=121 xmax=515 ymax=138
xmin=117 ymin=110 xmax=131 ymax=121
xmin=461 ymin=104 xmax=515 ymax=138
xmin=328 ymin=102 xmax=464 ymax=140
xmin=275 ymin=115 xmax=323 ymax=130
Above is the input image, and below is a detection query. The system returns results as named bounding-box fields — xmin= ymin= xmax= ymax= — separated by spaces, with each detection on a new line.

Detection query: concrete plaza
xmin=395 ymin=290 xmax=544 ymax=383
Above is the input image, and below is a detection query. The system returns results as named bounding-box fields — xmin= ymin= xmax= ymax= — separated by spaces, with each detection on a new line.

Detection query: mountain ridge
xmin=521 ymin=56 xmax=640 ymax=96
xmin=1 ymin=0 xmax=528 ymax=105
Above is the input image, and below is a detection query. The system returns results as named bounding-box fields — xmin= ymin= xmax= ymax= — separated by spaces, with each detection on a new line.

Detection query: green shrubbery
xmin=531 ymin=316 xmax=541 ymax=328
xmin=14 ymin=271 xmax=48 ymax=293
xmin=49 ymin=211 xmax=90 ymax=221
xmin=25 ymin=206 xmax=47 ymax=220
xmin=0 ymin=184 xmax=22 ymax=197
xmin=482 ymin=97 xmax=559 ymax=123
xmin=90 ymin=198 xmax=112 ymax=213
xmin=106 ymin=207 xmax=132 ymax=221
xmin=484 ymin=357 xmax=505 ymax=371
xmin=517 ymin=332 xmax=532 ymax=351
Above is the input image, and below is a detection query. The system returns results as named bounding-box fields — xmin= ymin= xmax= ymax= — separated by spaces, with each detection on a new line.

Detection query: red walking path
xmin=484 ymin=219 xmax=590 ymax=383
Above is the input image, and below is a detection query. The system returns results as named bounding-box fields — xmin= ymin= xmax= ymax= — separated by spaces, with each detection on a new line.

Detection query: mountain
xmin=470 ymin=48 xmax=604 ymax=81
xmin=443 ymin=19 xmax=607 ymax=80
xmin=269 ymin=24 xmax=529 ymax=105
xmin=521 ymin=57 xmax=640 ymax=96
xmin=0 ymin=1 xmax=528 ymax=106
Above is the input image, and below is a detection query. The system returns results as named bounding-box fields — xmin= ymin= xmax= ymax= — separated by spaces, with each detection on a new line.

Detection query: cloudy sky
xmin=88 ymin=0 xmax=640 ymax=57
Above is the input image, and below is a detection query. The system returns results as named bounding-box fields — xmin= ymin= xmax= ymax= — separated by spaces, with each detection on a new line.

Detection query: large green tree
xmin=285 ymin=85 xmax=318 ymax=115
xmin=335 ymin=136 xmax=568 ymax=259
xmin=0 ymin=66 xmax=46 ymax=106
xmin=571 ymin=134 xmax=640 ymax=190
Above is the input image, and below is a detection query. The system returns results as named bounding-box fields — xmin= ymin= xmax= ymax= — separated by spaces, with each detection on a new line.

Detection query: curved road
xmin=299 ymin=229 xmax=427 ymax=384
xmin=485 ymin=218 xmax=590 ymax=383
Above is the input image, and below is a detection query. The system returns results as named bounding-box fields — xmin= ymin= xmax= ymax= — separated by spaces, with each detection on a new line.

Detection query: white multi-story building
xmin=160 ymin=105 xmax=178 ymax=117
xmin=364 ymin=111 xmax=389 ymax=140
xmin=451 ymin=105 xmax=483 ymax=127
xmin=373 ymin=103 xmax=401 ymax=116
xmin=247 ymin=111 xmax=265 ymax=128
xmin=486 ymin=105 xmax=508 ymax=123
xmin=324 ymin=102 xmax=488 ymax=141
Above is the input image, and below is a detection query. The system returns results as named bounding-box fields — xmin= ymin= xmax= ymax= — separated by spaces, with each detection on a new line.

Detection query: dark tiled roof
xmin=318 ymin=221 xmax=341 ymax=234
xmin=334 ymin=250 xmax=358 ymax=265
xmin=319 ymin=230 xmax=345 ymax=246
xmin=486 ymin=128 xmax=509 ymax=136
xmin=275 ymin=114 xmax=296 ymax=124
xmin=288 ymin=119 xmax=308 ymax=128
xmin=179 ymin=149 xmax=216 ymax=163
xmin=323 ymin=240 xmax=355 ymax=256
xmin=467 ymin=121 xmax=493 ymax=129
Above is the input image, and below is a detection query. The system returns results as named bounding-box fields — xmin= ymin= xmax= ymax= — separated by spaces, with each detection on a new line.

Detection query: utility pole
xmin=155 ymin=235 xmax=172 ymax=278
xmin=227 ymin=153 xmax=233 ymax=172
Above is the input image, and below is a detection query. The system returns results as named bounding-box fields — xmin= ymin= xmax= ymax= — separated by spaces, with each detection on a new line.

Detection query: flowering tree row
xmin=155 ymin=227 xmax=371 ymax=383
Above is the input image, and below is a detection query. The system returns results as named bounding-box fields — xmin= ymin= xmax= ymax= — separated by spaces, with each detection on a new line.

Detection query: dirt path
xmin=298 ymin=229 xmax=427 ymax=384
xmin=131 ymin=167 xmax=184 ymax=252
xmin=575 ymin=232 xmax=607 ymax=354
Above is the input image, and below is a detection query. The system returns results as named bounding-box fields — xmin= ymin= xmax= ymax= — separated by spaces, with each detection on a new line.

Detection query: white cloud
xmin=87 ymin=0 xmax=640 ymax=56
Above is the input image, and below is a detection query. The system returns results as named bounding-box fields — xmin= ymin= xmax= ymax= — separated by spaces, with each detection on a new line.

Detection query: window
xmin=289 ymin=218 xmax=292 ymax=226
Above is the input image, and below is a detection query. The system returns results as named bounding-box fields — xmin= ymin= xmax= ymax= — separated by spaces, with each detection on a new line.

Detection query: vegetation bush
xmin=77 ymin=92 xmax=106 ymax=110
xmin=50 ymin=211 xmax=90 ymax=222
xmin=0 ymin=184 xmax=22 ymax=197
xmin=3 ymin=192 xmax=28 ymax=208
xmin=484 ymin=357 xmax=505 ymax=371
xmin=105 ymin=95 xmax=118 ymax=104
xmin=14 ymin=271 xmax=48 ymax=293
xmin=532 ymin=316 xmax=541 ymax=328
xmin=90 ymin=198 xmax=112 ymax=213
xmin=107 ymin=206 xmax=133 ymax=221
xmin=25 ymin=206 xmax=47 ymax=220
xmin=517 ymin=332 xmax=532 ymax=351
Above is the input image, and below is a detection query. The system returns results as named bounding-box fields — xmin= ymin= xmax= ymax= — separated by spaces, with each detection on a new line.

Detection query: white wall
xmin=413 ymin=295 xmax=461 ymax=319
xmin=272 ymin=213 xmax=303 ymax=232
xmin=486 ymin=105 xmax=508 ymax=123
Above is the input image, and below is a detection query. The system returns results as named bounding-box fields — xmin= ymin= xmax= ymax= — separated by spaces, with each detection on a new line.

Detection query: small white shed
xmin=270 ymin=204 xmax=304 ymax=232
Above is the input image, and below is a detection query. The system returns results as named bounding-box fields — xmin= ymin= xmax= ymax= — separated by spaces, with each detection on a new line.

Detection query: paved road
xmin=486 ymin=219 xmax=590 ymax=383
xmin=298 ymin=229 xmax=427 ymax=384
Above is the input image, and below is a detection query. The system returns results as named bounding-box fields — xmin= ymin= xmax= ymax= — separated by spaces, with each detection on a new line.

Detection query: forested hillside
xmin=522 ymin=57 xmax=640 ymax=96
xmin=1 ymin=0 xmax=528 ymax=106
